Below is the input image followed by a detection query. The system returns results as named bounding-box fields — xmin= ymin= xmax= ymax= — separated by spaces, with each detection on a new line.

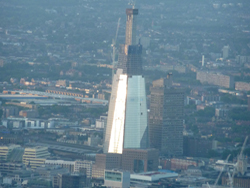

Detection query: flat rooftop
xmin=131 ymin=171 xmax=178 ymax=182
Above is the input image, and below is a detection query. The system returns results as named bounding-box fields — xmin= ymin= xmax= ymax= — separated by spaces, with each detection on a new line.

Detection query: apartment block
xmin=196 ymin=71 xmax=234 ymax=88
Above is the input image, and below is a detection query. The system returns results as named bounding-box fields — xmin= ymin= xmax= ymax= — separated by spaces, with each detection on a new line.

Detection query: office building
xmin=104 ymin=169 xmax=130 ymax=188
xmin=22 ymin=146 xmax=50 ymax=168
xmin=149 ymin=75 xmax=184 ymax=156
xmin=103 ymin=8 xmax=148 ymax=154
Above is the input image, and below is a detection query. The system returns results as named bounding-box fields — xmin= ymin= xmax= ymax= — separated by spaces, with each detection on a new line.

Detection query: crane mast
xmin=112 ymin=18 xmax=121 ymax=81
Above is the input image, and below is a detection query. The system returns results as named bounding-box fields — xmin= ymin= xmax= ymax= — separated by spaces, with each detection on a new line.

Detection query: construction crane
xmin=239 ymin=136 xmax=248 ymax=158
xmin=111 ymin=18 xmax=121 ymax=81
xmin=231 ymin=136 xmax=248 ymax=182
xmin=214 ymin=154 xmax=231 ymax=187
xmin=227 ymin=172 xmax=233 ymax=188
xmin=128 ymin=0 xmax=136 ymax=9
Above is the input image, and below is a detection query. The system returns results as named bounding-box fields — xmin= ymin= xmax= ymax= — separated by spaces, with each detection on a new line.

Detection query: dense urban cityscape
xmin=0 ymin=0 xmax=250 ymax=187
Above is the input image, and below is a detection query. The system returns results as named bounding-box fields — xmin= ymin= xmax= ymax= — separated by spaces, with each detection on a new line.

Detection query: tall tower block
xmin=149 ymin=75 xmax=184 ymax=156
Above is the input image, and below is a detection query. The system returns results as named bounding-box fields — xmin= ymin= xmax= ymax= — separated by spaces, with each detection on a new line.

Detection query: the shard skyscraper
xmin=103 ymin=8 xmax=148 ymax=154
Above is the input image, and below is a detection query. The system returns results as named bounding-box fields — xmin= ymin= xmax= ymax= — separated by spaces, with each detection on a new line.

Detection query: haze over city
xmin=0 ymin=0 xmax=250 ymax=188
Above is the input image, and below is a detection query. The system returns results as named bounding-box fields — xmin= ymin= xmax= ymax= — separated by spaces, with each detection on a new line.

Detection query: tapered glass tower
xmin=103 ymin=8 xmax=148 ymax=154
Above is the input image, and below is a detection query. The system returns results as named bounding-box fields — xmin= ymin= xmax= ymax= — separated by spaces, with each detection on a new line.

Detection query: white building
xmin=104 ymin=169 xmax=130 ymax=188
xmin=130 ymin=171 xmax=178 ymax=183
xmin=95 ymin=116 xmax=107 ymax=129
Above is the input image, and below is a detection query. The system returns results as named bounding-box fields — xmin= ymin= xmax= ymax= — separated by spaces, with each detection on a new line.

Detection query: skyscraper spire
xmin=125 ymin=9 xmax=138 ymax=45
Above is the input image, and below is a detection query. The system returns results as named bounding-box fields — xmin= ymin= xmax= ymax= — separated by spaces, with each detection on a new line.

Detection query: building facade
xmin=104 ymin=169 xmax=130 ymax=188
xmin=183 ymin=136 xmax=213 ymax=157
xmin=149 ymin=75 xmax=184 ymax=156
xmin=22 ymin=146 xmax=50 ymax=168
xmin=196 ymin=71 xmax=234 ymax=88
xmin=121 ymin=148 xmax=159 ymax=173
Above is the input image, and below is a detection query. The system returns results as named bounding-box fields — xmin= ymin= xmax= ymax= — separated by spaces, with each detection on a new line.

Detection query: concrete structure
xmin=92 ymin=153 xmax=122 ymax=178
xmin=92 ymin=148 xmax=159 ymax=179
xmin=196 ymin=71 xmax=234 ymax=88
xmin=149 ymin=75 xmax=184 ymax=156
xmin=104 ymin=169 xmax=130 ymax=188
xmin=121 ymin=148 xmax=159 ymax=173
xmin=103 ymin=8 xmax=148 ymax=154
xmin=22 ymin=146 xmax=50 ymax=168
